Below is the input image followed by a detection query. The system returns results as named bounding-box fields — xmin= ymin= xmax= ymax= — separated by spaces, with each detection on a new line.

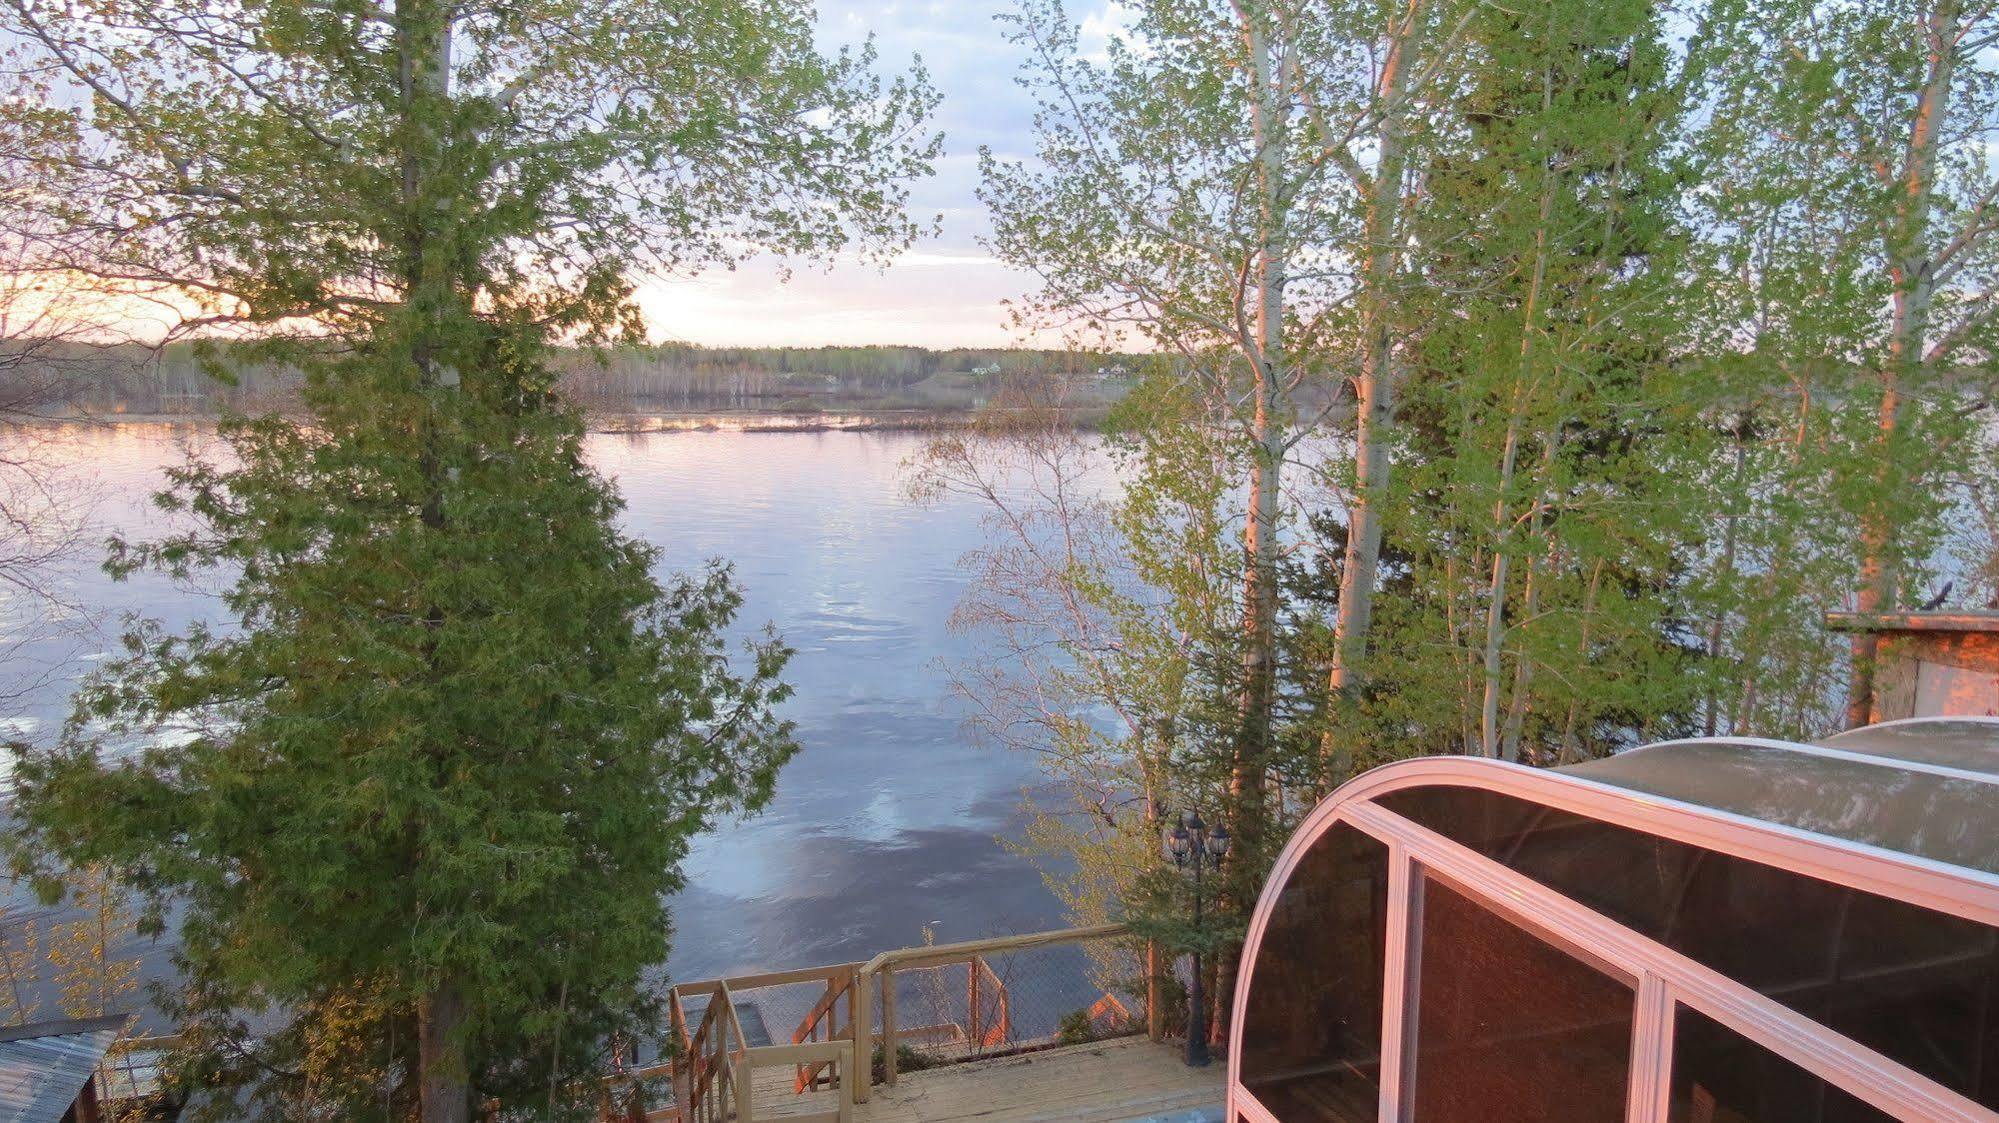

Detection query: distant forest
xmin=14 ymin=342 xmax=1146 ymax=416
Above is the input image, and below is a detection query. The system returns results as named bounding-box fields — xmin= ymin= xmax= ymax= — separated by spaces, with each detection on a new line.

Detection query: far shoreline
xmin=8 ymin=404 xmax=1110 ymax=434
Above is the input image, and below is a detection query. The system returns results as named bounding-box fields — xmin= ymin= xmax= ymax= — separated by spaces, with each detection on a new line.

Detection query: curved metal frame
xmin=1226 ymin=743 xmax=1999 ymax=1123
xmin=1832 ymin=714 xmax=1999 ymax=733
xmin=1627 ymin=733 xmax=1999 ymax=787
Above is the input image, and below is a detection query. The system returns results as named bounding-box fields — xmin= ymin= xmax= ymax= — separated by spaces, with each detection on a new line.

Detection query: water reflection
xmin=2 ymin=422 xmax=1071 ymax=1003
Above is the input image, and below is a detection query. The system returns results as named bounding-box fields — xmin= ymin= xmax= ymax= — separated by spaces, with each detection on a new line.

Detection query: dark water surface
xmin=2 ymin=422 xmax=1068 ymax=1006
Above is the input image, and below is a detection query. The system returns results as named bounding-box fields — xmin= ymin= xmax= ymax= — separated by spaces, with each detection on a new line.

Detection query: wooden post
xmin=1146 ymin=939 xmax=1165 ymax=1043
xmin=74 ymin=1074 xmax=101 ymax=1123
xmin=733 ymin=1057 xmax=753 ymax=1122
xmin=852 ymin=968 xmax=872 ymax=1104
xmin=836 ymin=1040 xmax=854 ymax=1123
xmin=967 ymin=957 xmax=982 ymax=1047
xmin=882 ymin=964 xmax=899 ymax=1086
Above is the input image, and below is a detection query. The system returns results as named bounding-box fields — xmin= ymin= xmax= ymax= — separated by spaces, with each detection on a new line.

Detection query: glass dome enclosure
xmin=1227 ymin=717 xmax=1999 ymax=1123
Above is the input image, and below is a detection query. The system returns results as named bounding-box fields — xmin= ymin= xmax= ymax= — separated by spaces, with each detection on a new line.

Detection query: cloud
xmin=635 ymin=254 xmax=1052 ymax=349
xmin=632 ymin=2 xmax=1062 ymax=348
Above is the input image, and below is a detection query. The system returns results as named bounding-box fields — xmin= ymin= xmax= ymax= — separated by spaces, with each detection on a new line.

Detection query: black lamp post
xmin=1164 ymin=808 xmax=1229 ymax=1068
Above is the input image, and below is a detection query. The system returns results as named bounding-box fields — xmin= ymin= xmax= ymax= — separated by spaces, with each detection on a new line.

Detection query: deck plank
xmin=847 ymin=1038 xmax=1223 ymax=1122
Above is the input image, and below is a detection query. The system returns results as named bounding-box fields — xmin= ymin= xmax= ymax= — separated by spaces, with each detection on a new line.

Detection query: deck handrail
xmin=792 ymin=965 xmax=857 ymax=1094
xmin=615 ymin=923 xmax=1149 ymax=1116
xmin=729 ymin=1040 xmax=854 ymax=1123
xmin=857 ymin=923 xmax=1127 ymax=975
xmin=674 ymin=961 xmax=863 ymax=998
xmin=675 ymin=980 xmax=749 ymax=1123
xmin=852 ymin=922 xmax=1133 ymax=1103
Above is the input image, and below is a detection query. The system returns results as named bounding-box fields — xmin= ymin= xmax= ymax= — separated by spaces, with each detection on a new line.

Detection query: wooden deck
xmin=652 ymin=926 xmax=1214 ymax=1123
xmin=790 ymin=1038 xmax=1223 ymax=1122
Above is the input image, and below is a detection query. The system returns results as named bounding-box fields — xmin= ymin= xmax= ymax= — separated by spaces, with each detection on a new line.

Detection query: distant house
xmin=1093 ymin=364 xmax=1127 ymax=381
xmin=0 ymin=1014 xmax=133 ymax=1123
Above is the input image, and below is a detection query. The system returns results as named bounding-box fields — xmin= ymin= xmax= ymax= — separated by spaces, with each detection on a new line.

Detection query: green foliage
xmin=1343 ymin=0 xmax=1715 ymax=762
xmin=1055 ymin=1008 xmax=1099 ymax=1046
xmin=968 ymin=0 xmax=1470 ymax=1001
xmin=869 ymin=1043 xmax=940 ymax=1084
xmin=964 ymin=0 xmax=1999 ymax=1064
xmin=0 ymin=0 xmax=937 ymax=1116
xmin=16 ymin=363 xmax=803 ymax=1116
xmin=1684 ymin=0 xmax=1999 ymax=733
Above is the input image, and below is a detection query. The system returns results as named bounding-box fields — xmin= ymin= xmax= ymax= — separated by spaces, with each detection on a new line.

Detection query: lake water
xmin=2 ymin=421 xmax=1070 ymax=999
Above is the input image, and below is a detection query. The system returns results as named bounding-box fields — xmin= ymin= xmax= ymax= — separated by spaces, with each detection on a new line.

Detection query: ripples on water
xmin=3 ymin=422 xmax=1078 ymax=996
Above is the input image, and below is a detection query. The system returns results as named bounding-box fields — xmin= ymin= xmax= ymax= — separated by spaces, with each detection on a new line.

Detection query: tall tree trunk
xmin=1847 ymin=0 xmax=1956 ymax=727
xmin=1217 ymin=7 xmax=1291 ymax=1048
xmin=1704 ymin=429 xmax=1749 ymax=737
xmin=420 ymin=982 xmax=472 ymax=1123
xmin=1142 ymin=715 xmax=1171 ymax=1043
xmin=1325 ymin=0 xmax=1423 ymax=781
xmin=1498 ymin=523 xmax=1545 ymax=763
xmin=1556 ymin=560 xmax=1606 ymax=763
xmin=1479 ymin=420 xmax=1522 ymax=759
xmin=1479 ymin=66 xmax=1556 ymax=759
xmin=400 ymin=10 xmax=475 ymax=1119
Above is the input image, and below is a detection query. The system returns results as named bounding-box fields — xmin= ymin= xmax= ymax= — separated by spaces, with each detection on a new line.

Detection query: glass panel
xmin=1237 ymin=824 xmax=1389 ymax=1122
xmin=1380 ymin=785 xmax=1999 ymax=1108
xmin=1818 ymin=718 xmax=1999 ymax=777
xmin=1564 ymin=740 xmax=1999 ymax=875
xmin=1670 ymin=1007 xmax=1895 ymax=1123
xmin=1409 ymin=875 xmax=1633 ymax=1122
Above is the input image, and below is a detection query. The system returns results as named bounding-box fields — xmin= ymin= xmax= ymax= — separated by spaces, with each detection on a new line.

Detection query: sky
xmin=633 ymin=2 xmax=1124 ymax=350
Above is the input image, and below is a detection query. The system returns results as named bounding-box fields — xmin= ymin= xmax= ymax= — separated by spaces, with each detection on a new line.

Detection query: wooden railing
xmin=631 ymin=962 xmax=863 ymax=1121
xmin=731 ymin=1040 xmax=853 ymax=1123
xmin=790 ymin=965 xmax=859 ymax=1094
xmin=850 ymin=923 xmax=1134 ymax=1103
xmin=602 ymin=924 xmax=1154 ymax=1118
xmin=680 ymin=979 xmax=748 ymax=1121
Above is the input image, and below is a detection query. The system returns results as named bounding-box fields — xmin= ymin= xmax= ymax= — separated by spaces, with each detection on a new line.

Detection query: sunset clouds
xmin=633 ymin=2 xmax=1130 ymax=349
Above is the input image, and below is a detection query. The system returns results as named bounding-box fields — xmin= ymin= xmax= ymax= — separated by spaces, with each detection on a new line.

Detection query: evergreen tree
xmin=1367 ymin=0 xmax=1709 ymax=761
xmin=0 ymin=0 xmax=936 ymax=1117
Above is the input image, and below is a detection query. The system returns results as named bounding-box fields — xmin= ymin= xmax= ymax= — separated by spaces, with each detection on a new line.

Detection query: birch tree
xmin=984 ymin=0 xmax=1470 ymax=800
xmin=1318 ymin=0 xmax=1466 ymax=770
xmin=980 ymin=0 xmax=1475 ymax=1045
xmin=908 ymin=369 xmax=1248 ymax=1042
xmin=983 ymin=1 xmax=1296 ymax=860
xmin=0 ymin=0 xmax=936 ymax=1118
xmin=1701 ymin=0 xmax=1999 ymax=729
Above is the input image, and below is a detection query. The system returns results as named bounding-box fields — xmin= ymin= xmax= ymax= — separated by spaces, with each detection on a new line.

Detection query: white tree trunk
xmin=1326 ymin=0 xmax=1424 ymax=777
xmin=1847 ymin=0 xmax=1957 ymax=727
